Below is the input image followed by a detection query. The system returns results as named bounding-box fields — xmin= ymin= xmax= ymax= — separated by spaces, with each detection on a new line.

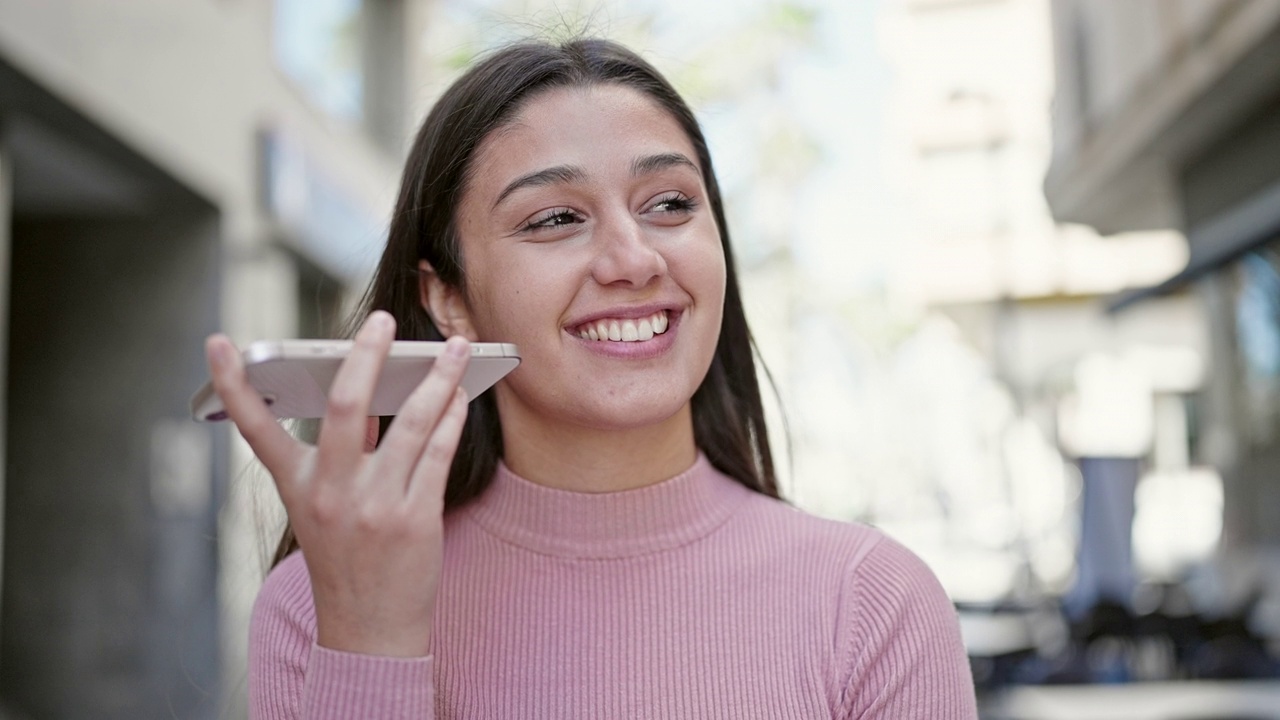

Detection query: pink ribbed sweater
xmin=249 ymin=454 xmax=977 ymax=719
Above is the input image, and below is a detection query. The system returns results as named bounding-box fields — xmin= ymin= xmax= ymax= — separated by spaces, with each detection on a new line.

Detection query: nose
xmin=589 ymin=211 xmax=666 ymax=287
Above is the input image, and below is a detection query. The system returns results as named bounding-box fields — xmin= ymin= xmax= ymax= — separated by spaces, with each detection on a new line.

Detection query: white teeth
xmin=577 ymin=311 xmax=671 ymax=343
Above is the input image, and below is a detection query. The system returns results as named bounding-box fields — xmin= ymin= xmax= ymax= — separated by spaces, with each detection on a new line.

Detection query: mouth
xmin=569 ymin=309 xmax=672 ymax=343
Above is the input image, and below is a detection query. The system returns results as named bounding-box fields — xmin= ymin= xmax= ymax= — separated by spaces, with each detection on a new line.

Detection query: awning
xmin=1108 ymin=180 xmax=1280 ymax=313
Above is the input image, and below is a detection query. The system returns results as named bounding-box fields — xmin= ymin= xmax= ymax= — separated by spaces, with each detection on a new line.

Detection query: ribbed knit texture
xmin=249 ymin=454 xmax=977 ymax=719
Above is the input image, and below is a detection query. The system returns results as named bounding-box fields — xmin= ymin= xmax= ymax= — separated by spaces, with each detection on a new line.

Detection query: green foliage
xmin=770 ymin=2 xmax=819 ymax=37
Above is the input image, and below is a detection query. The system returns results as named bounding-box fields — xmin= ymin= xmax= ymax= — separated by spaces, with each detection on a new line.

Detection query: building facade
xmin=0 ymin=1 xmax=432 ymax=717
xmin=878 ymin=0 xmax=1211 ymax=616
xmin=1046 ymin=0 xmax=1280 ymax=636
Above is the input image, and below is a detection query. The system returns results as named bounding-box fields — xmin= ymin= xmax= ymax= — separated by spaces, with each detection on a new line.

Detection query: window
xmin=1232 ymin=244 xmax=1280 ymax=444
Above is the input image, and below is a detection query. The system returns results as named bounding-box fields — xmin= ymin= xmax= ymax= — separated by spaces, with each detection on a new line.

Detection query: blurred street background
xmin=0 ymin=0 xmax=1278 ymax=717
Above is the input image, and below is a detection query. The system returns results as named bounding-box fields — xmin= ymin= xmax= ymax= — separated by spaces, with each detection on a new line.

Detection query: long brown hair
xmin=272 ymin=38 xmax=781 ymax=567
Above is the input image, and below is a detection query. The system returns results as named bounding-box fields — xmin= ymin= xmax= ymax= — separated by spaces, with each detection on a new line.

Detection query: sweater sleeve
xmin=835 ymin=534 xmax=978 ymax=720
xmin=248 ymin=551 xmax=437 ymax=720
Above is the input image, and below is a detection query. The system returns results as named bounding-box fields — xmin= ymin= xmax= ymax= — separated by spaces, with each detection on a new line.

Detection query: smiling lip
xmin=564 ymin=306 xmax=683 ymax=360
xmin=564 ymin=303 xmax=681 ymax=329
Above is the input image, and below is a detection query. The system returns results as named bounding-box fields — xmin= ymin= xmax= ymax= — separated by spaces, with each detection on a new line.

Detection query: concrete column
xmin=362 ymin=0 xmax=408 ymax=155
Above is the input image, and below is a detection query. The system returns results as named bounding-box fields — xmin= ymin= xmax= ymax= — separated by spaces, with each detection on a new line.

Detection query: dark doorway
xmin=0 ymin=55 xmax=222 ymax=720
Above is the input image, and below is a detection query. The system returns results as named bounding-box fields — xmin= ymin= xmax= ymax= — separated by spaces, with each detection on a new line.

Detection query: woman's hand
xmin=206 ymin=311 xmax=470 ymax=657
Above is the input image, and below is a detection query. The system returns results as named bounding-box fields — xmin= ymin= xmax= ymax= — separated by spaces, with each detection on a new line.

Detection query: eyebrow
xmin=631 ymin=152 xmax=700 ymax=178
xmin=493 ymin=165 xmax=586 ymax=209
xmin=491 ymin=152 xmax=702 ymax=209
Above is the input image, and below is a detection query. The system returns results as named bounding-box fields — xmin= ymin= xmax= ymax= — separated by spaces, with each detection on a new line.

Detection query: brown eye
xmin=647 ymin=193 xmax=698 ymax=215
xmin=543 ymin=212 xmax=577 ymax=226
xmin=523 ymin=208 xmax=583 ymax=232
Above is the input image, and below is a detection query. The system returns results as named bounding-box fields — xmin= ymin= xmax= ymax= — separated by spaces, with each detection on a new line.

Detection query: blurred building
xmin=1046 ymin=0 xmax=1280 ymax=639
xmin=878 ymin=0 xmax=1213 ymax=619
xmin=0 ymin=1 xmax=430 ymax=717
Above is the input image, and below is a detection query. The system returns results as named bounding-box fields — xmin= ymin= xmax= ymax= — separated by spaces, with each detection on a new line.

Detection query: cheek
xmin=460 ymin=253 xmax=515 ymax=338
xmin=671 ymin=238 xmax=727 ymax=307
xmin=465 ymin=250 xmax=570 ymax=341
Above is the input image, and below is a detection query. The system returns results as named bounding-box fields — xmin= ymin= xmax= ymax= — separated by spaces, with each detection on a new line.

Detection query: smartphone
xmin=190 ymin=340 xmax=520 ymax=422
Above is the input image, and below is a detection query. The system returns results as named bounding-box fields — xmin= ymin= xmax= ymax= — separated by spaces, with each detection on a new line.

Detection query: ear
xmin=418 ymin=259 xmax=478 ymax=341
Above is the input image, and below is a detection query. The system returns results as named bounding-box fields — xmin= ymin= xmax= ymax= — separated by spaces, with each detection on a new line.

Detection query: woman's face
xmin=448 ymin=84 xmax=726 ymax=433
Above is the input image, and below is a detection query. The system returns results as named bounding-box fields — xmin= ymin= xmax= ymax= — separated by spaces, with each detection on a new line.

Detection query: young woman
xmin=206 ymin=38 xmax=977 ymax=719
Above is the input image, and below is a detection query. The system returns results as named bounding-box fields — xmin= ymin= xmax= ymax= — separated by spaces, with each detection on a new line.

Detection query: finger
xmin=406 ymin=386 xmax=469 ymax=503
xmin=205 ymin=335 xmax=302 ymax=479
xmin=316 ymin=311 xmax=397 ymax=466
xmin=375 ymin=336 xmax=471 ymax=479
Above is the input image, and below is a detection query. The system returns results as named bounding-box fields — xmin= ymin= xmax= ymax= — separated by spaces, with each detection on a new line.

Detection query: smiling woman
xmin=205 ymin=37 xmax=978 ymax=719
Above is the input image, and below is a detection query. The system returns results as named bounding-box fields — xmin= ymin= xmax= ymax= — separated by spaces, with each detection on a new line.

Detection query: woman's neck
xmin=495 ymin=400 xmax=699 ymax=493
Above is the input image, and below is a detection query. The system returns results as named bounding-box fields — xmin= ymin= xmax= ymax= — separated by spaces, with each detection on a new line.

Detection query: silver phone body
xmin=190 ymin=340 xmax=521 ymax=422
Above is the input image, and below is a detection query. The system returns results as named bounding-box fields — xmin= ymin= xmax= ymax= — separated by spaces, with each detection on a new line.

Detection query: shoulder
xmin=744 ymin=500 xmax=963 ymax=652
xmin=250 ymin=551 xmax=319 ymax=661
xmin=730 ymin=486 xmax=941 ymax=578
xmin=728 ymin=494 xmax=972 ymax=714
xmin=727 ymin=489 xmax=889 ymax=574
xmin=834 ymin=530 xmax=958 ymax=643
xmin=739 ymin=494 xmax=953 ymax=616
xmin=254 ymin=550 xmax=318 ymax=627
xmin=247 ymin=551 xmax=320 ymax=716
xmin=723 ymin=491 xmax=955 ymax=626
xmin=824 ymin=530 xmax=974 ymax=718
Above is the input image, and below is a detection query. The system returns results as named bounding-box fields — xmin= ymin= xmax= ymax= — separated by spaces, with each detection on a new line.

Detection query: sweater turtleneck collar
xmin=462 ymin=452 xmax=753 ymax=559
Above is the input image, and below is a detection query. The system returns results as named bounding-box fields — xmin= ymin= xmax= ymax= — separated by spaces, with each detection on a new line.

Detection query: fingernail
xmin=367 ymin=311 xmax=393 ymax=332
xmin=447 ymin=337 xmax=469 ymax=359
xmin=208 ymin=341 xmax=229 ymax=369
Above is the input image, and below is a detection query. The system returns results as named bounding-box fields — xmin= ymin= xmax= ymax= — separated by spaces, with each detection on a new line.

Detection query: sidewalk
xmin=981 ymin=680 xmax=1280 ymax=720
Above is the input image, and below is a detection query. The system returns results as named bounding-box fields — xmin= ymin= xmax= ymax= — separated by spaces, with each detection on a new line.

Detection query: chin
xmin=565 ymin=391 xmax=692 ymax=432
xmin=496 ymin=366 xmax=704 ymax=434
